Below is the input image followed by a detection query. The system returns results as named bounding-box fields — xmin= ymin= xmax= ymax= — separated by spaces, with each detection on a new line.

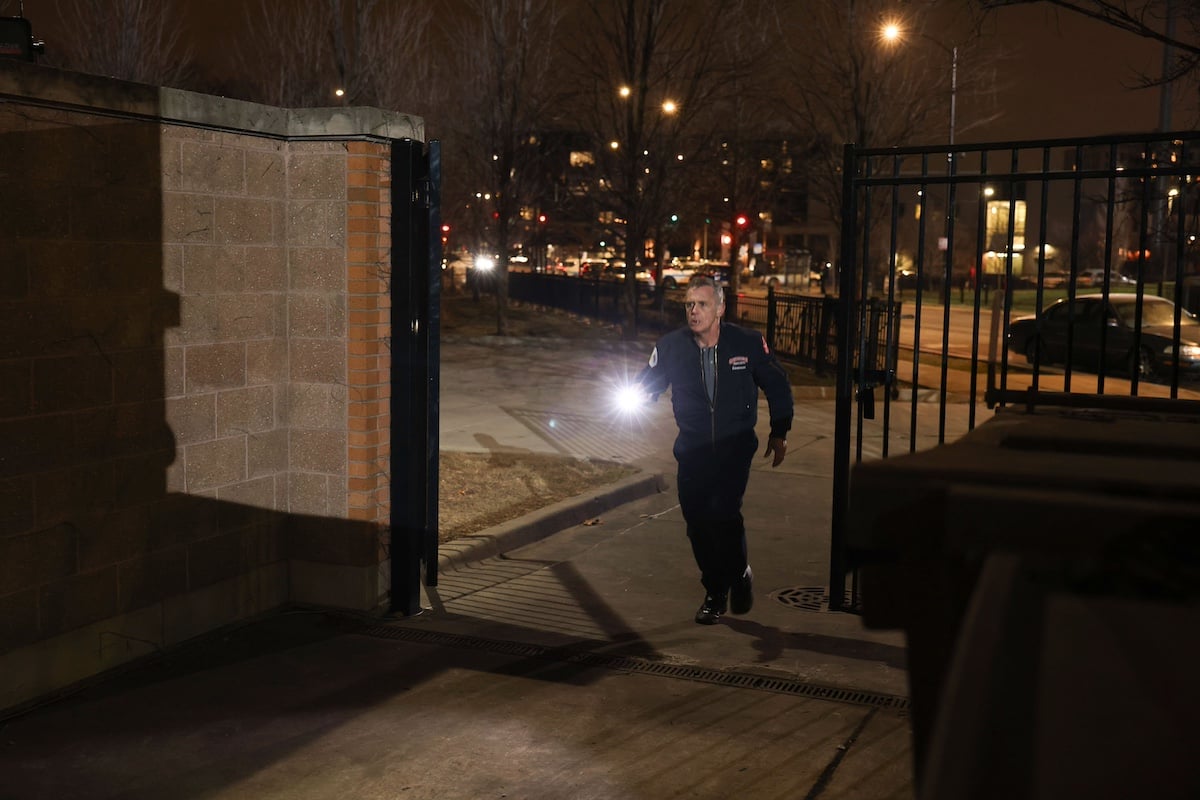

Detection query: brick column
xmin=345 ymin=142 xmax=391 ymax=526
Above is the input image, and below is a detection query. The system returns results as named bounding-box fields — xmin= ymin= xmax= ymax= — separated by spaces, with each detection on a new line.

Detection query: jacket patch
xmin=761 ymin=336 xmax=770 ymax=354
xmin=729 ymin=355 xmax=749 ymax=371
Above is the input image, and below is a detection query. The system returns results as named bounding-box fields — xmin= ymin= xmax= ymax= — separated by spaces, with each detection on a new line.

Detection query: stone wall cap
xmin=1 ymin=59 xmax=424 ymax=142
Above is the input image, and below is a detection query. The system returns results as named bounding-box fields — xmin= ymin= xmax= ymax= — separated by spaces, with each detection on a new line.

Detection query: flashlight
xmin=613 ymin=384 xmax=648 ymax=414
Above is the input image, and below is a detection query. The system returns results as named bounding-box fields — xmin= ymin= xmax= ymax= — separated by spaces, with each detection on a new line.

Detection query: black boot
xmin=730 ymin=565 xmax=753 ymax=614
xmin=694 ymin=592 xmax=728 ymax=625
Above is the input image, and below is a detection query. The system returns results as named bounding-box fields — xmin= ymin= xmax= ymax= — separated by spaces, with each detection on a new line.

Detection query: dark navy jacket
xmin=639 ymin=322 xmax=793 ymax=456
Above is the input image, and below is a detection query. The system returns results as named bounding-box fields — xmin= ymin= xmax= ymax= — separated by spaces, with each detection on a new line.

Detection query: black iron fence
xmin=830 ymin=130 xmax=1200 ymax=614
xmin=507 ymin=271 xmax=629 ymax=325
xmin=504 ymin=271 xmax=898 ymax=378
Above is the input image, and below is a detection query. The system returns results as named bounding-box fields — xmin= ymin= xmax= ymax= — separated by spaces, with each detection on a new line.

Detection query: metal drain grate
xmin=347 ymin=622 xmax=908 ymax=712
xmin=772 ymin=586 xmax=857 ymax=612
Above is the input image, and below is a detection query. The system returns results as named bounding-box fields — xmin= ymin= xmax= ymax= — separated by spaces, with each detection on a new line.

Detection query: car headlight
xmin=475 ymin=256 xmax=495 ymax=272
xmin=1166 ymin=343 xmax=1200 ymax=359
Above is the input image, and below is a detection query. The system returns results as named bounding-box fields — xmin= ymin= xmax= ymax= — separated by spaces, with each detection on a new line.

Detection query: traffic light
xmin=735 ymin=214 xmax=749 ymax=228
xmin=537 ymin=213 xmax=547 ymax=224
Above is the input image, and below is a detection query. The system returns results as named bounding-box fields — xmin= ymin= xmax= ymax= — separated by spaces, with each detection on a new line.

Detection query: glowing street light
xmin=661 ymin=99 xmax=677 ymax=114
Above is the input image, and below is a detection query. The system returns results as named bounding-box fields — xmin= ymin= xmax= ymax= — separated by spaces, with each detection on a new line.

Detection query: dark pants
xmin=675 ymin=433 xmax=757 ymax=596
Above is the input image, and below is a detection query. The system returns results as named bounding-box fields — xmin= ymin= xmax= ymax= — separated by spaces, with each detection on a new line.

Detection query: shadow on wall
xmin=0 ymin=96 xmax=382 ymax=713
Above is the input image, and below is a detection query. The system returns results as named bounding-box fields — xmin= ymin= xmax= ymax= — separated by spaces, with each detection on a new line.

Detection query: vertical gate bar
xmin=975 ymin=152 xmax=991 ymax=412
xmin=1066 ymin=145 xmax=1086 ymax=389
xmin=830 ymin=143 xmax=859 ymax=612
xmin=1097 ymin=143 xmax=1120 ymax=395
xmin=963 ymin=166 xmax=982 ymax=419
xmin=1131 ymin=140 xmax=1155 ymax=396
xmin=1169 ymin=138 xmax=1189 ymax=396
xmin=910 ymin=156 xmax=929 ymax=451
xmin=766 ymin=284 xmax=776 ymax=349
xmin=424 ymin=140 xmax=442 ymax=587
xmin=999 ymin=148 xmax=1021 ymax=396
xmin=881 ymin=156 xmax=903 ymax=459
xmin=857 ymin=164 xmax=873 ymax=464
xmin=1028 ymin=147 xmax=1053 ymax=393
xmin=937 ymin=160 xmax=957 ymax=444
xmin=390 ymin=139 xmax=426 ymax=616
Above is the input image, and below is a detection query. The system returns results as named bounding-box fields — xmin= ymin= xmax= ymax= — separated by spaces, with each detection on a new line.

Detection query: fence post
xmin=817 ymin=296 xmax=835 ymax=375
xmin=766 ymin=284 xmax=777 ymax=349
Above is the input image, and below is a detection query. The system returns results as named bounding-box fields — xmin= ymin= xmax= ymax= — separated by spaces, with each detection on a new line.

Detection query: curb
xmin=436 ymin=470 xmax=668 ymax=571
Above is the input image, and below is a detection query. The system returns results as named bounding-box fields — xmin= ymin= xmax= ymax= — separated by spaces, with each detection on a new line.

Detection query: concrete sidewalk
xmin=0 ymin=336 xmax=978 ymax=800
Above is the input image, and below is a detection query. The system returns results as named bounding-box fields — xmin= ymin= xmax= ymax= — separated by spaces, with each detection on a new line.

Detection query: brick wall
xmin=344 ymin=142 xmax=392 ymax=527
xmin=0 ymin=61 xmax=420 ymax=712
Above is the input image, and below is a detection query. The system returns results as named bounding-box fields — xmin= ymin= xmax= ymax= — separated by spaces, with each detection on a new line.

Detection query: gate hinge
xmin=416 ymin=179 xmax=435 ymax=209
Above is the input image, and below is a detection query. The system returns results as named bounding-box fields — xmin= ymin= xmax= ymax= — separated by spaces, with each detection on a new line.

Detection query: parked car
xmin=601 ymin=261 xmax=656 ymax=297
xmin=658 ymin=261 xmax=696 ymax=290
xmin=579 ymin=260 xmax=606 ymax=279
xmin=686 ymin=261 xmax=731 ymax=288
xmin=1008 ymin=293 xmax=1200 ymax=381
xmin=1039 ymin=270 xmax=1071 ymax=288
xmin=1077 ymin=268 xmax=1135 ymax=287
xmin=553 ymin=258 xmax=581 ymax=277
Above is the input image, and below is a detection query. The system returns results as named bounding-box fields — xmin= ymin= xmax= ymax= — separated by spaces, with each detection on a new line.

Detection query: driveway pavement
xmin=0 ymin=335 xmax=962 ymax=800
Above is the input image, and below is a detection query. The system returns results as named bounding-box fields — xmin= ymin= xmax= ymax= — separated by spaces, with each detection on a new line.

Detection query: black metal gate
xmin=391 ymin=138 xmax=442 ymax=615
xmin=830 ymin=131 xmax=1200 ymax=611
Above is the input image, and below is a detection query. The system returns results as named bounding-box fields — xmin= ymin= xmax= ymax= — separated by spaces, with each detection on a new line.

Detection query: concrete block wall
xmin=0 ymin=60 xmax=420 ymax=712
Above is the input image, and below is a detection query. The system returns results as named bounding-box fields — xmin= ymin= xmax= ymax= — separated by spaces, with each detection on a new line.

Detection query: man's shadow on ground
xmin=723 ymin=617 xmax=907 ymax=669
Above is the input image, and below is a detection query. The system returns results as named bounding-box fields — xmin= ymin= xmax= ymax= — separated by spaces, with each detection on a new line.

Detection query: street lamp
xmin=882 ymin=21 xmax=960 ymax=297
xmin=880 ymin=22 xmax=957 ymax=148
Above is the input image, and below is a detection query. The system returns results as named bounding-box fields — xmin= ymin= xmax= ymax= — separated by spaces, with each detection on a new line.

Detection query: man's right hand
xmin=763 ymin=437 xmax=787 ymax=467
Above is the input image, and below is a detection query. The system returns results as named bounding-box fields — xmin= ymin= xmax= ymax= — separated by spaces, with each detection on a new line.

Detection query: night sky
xmin=968 ymin=4 xmax=1197 ymax=141
xmin=22 ymin=0 xmax=1198 ymax=142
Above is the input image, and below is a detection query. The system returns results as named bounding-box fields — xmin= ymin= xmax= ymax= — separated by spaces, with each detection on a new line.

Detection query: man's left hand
xmin=763 ymin=437 xmax=787 ymax=467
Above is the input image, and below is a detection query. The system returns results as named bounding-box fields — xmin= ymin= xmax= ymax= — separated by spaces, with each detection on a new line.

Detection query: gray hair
xmin=686 ymin=273 xmax=725 ymax=306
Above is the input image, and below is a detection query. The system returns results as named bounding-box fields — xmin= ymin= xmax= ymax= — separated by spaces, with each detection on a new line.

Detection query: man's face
xmin=684 ymin=285 xmax=723 ymax=337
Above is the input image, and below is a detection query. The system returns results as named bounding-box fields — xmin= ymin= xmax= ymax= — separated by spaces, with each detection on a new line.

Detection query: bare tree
xmin=775 ymin=0 xmax=1000 ymax=282
xmin=441 ymin=0 xmax=566 ymax=335
xmin=569 ymin=0 xmax=739 ymax=336
xmin=703 ymin=1 xmax=791 ymax=309
xmin=232 ymin=0 xmax=436 ymax=111
xmin=233 ymin=0 xmax=330 ymax=107
xmin=978 ymin=0 xmax=1200 ymax=82
xmin=977 ymin=0 xmax=1200 ymax=126
xmin=44 ymin=0 xmax=194 ymax=87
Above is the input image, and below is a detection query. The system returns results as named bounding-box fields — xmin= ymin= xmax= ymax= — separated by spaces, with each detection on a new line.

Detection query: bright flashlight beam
xmin=613 ymin=384 xmax=648 ymax=415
